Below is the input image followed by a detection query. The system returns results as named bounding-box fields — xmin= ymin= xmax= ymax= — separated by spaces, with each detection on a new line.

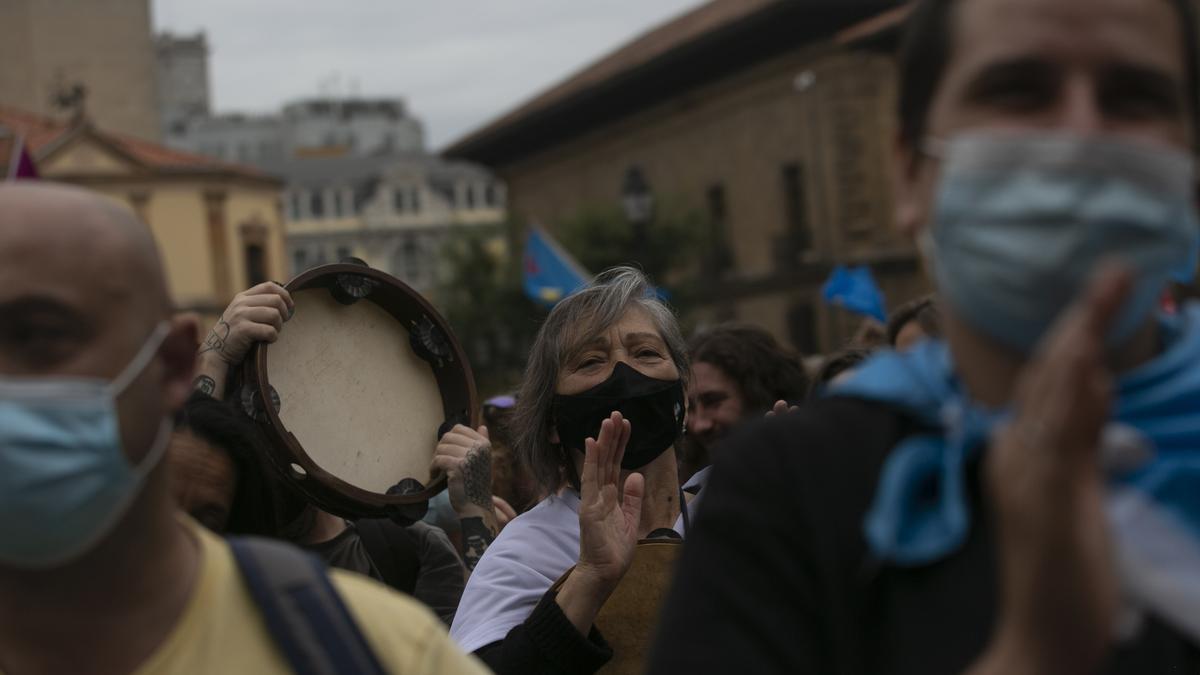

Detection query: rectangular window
xmin=336 ymin=245 xmax=351 ymax=261
xmin=410 ymin=187 xmax=422 ymax=214
xmin=707 ymin=184 xmax=726 ymax=224
xmin=245 ymin=244 xmax=267 ymax=286
xmin=781 ymin=163 xmax=812 ymax=250
xmin=310 ymin=192 xmax=325 ymax=219
xmin=706 ymin=184 xmax=733 ymax=273
xmin=485 ymin=184 xmax=497 ymax=207
xmin=289 ymin=192 xmax=303 ymax=220
xmin=393 ymin=188 xmax=406 ymax=213
xmin=331 ymin=191 xmax=342 ymax=218
xmin=464 ymin=184 xmax=476 ymax=210
xmin=787 ymin=303 xmax=819 ymax=355
xmin=293 ymin=250 xmax=308 ymax=274
xmin=403 ymin=238 xmax=420 ymax=276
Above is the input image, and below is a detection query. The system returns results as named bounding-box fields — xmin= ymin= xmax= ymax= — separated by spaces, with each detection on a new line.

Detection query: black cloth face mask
xmin=552 ymin=361 xmax=686 ymax=470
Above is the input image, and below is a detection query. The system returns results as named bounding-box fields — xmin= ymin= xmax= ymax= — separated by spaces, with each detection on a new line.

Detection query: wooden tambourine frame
xmin=242 ymin=262 xmax=479 ymax=520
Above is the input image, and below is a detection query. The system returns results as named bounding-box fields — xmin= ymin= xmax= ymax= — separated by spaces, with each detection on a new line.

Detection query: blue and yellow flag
xmin=523 ymin=226 xmax=589 ymax=308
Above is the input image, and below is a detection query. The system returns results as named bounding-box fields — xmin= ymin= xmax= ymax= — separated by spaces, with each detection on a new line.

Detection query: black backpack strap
xmin=228 ymin=537 xmax=389 ymax=675
xmin=355 ymin=518 xmax=421 ymax=595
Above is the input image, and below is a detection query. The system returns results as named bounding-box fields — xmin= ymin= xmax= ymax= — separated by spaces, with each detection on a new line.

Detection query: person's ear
xmin=161 ymin=314 xmax=200 ymax=411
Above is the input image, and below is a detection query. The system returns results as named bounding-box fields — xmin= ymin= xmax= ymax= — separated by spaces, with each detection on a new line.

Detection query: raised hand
xmin=199 ymin=281 xmax=293 ymax=366
xmin=554 ymin=411 xmax=643 ymax=635
xmin=431 ymin=424 xmax=496 ymax=518
xmin=972 ymin=266 xmax=1130 ymax=675
xmin=575 ymin=411 xmax=643 ymax=588
xmin=765 ymin=399 xmax=800 ymax=418
xmin=194 ymin=281 xmax=293 ymax=399
xmin=431 ymin=424 xmax=499 ymax=572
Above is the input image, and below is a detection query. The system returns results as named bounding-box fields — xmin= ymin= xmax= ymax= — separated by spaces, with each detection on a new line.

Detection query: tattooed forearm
xmin=198 ymin=317 xmax=233 ymax=361
xmin=460 ymin=516 xmax=496 ymax=572
xmin=193 ymin=375 xmax=217 ymax=397
xmin=462 ymin=443 xmax=494 ymax=511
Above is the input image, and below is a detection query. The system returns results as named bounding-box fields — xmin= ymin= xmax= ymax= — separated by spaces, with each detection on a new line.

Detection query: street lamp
xmin=621 ymin=165 xmax=654 ymax=252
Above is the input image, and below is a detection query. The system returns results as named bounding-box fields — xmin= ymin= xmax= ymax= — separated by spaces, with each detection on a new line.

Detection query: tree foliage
xmin=435 ymin=223 xmax=545 ymax=397
xmin=555 ymin=199 xmax=708 ymax=286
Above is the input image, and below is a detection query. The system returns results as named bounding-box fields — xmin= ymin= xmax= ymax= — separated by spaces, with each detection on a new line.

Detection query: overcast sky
xmin=152 ymin=1 xmax=707 ymax=150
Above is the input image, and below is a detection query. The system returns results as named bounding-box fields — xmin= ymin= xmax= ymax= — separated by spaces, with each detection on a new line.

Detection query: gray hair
xmin=512 ymin=266 xmax=689 ymax=495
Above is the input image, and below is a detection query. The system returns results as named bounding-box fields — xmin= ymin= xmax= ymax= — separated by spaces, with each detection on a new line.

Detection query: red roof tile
xmin=0 ymin=104 xmax=273 ymax=181
xmin=0 ymin=105 xmax=67 ymax=155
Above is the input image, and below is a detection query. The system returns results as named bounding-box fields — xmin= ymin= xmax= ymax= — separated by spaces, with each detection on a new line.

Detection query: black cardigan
xmin=475 ymin=589 xmax=612 ymax=675
xmin=648 ymin=397 xmax=1200 ymax=674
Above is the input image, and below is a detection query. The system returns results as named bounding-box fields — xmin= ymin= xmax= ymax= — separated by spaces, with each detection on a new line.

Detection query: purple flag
xmin=7 ymin=136 xmax=38 ymax=180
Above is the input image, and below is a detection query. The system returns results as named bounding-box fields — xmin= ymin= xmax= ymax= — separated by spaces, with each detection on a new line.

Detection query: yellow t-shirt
xmin=132 ymin=520 xmax=488 ymax=674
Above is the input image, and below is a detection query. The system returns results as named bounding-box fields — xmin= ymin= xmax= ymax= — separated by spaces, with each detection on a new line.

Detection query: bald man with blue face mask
xmin=0 ymin=183 xmax=486 ymax=675
xmin=651 ymin=1 xmax=1200 ymax=673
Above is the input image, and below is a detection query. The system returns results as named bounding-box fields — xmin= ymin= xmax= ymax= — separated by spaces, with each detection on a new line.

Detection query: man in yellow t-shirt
xmin=136 ymin=518 xmax=484 ymax=674
xmin=0 ymin=183 xmax=486 ymax=675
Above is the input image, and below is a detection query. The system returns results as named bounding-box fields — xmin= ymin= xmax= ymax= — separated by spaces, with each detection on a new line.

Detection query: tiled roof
xmin=496 ymin=1 xmax=770 ymax=140
xmin=444 ymin=0 xmax=903 ymax=163
xmin=0 ymin=105 xmax=65 ymax=154
xmin=448 ymin=0 xmax=776 ymax=154
xmin=260 ymin=152 xmax=493 ymax=190
xmin=0 ymin=104 xmax=274 ymax=181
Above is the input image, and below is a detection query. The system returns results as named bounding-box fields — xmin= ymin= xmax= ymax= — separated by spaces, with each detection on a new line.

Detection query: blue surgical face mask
xmin=0 ymin=323 xmax=173 ymax=568
xmin=923 ymin=132 xmax=1200 ymax=353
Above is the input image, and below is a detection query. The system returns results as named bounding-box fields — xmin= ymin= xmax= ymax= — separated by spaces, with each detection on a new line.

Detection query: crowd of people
xmin=3 ymin=0 xmax=1200 ymax=672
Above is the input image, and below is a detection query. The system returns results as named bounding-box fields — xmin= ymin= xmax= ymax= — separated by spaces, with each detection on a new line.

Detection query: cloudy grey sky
xmin=152 ymin=1 xmax=707 ymax=150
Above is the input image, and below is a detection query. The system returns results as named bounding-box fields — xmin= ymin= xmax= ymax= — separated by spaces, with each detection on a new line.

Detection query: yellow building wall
xmin=38 ymin=138 xmax=133 ymax=175
xmin=144 ymin=186 xmax=220 ymax=307
xmin=224 ymin=189 xmax=287 ymax=291
xmin=36 ymin=132 xmax=284 ymax=333
xmin=83 ymin=183 xmax=218 ymax=308
xmin=38 ymin=177 xmax=284 ymax=314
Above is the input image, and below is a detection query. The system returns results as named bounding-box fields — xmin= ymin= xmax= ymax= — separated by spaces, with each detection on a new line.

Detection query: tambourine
xmin=241 ymin=261 xmax=479 ymax=520
xmin=551 ymin=539 xmax=684 ymax=674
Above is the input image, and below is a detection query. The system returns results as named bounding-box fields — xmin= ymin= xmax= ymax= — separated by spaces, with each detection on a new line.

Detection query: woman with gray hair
xmin=450 ymin=267 xmax=690 ymax=674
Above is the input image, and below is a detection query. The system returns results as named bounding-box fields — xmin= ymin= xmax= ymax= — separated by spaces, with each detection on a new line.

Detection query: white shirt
xmin=450 ymin=490 xmax=584 ymax=653
xmin=451 ymin=484 xmax=693 ymax=654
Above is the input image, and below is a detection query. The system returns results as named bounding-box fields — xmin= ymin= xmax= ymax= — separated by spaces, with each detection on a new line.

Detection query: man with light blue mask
xmin=651 ymin=1 xmax=1200 ymax=674
xmin=0 ymin=183 xmax=487 ymax=674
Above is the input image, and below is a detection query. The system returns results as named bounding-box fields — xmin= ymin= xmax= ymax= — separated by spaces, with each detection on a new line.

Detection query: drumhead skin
xmin=244 ymin=262 xmax=479 ymax=519
xmin=271 ymin=287 xmax=445 ymax=492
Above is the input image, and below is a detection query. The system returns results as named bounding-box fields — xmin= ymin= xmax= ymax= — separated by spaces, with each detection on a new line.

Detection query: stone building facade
xmin=156 ymin=32 xmax=211 ymax=140
xmin=0 ymin=0 xmax=161 ymax=141
xmin=273 ymin=153 xmax=506 ymax=294
xmin=446 ymin=0 xmax=924 ymax=355
xmin=167 ymin=97 xmax=426 ymax=166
